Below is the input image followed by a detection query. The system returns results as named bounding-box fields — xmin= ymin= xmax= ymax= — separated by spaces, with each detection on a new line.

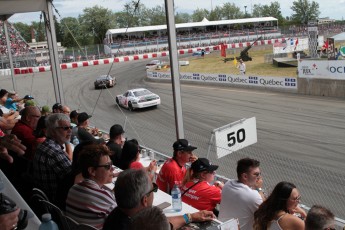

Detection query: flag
xmin=233 ymin=57 xmax=237 ymax=66
xmin=294 ymin=38 xmax=299 ymax=51
xmin=221 ymin=44 xmax=226 ymax=57
xmin=339 ymin=46 xmax=345 ymax=57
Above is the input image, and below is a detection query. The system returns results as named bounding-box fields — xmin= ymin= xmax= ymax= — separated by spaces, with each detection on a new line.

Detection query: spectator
xmin=66 ymin=144 xmax=117 ymax=229
xmin=40 ymin=105 xmax=51 ymax=116
xmin=76 ymin=112 xmax=103 ymax=144
xmin=106 ymin=124 xmax=125 ymax=167
xmin=32 ymin=116 xmax=47 ymax=154
xmin=0 ymin=109 xmax=18 ymax=133
xmin=0 ymin=89 xmax=10 ymax=114
xmin=218 ymin=158 xmax=264 ymax=230
xmin=62 ymin=105 xmax=71 ymax=115
xmin=181 ymin=158 xmax=223 ymax=213
xmin=237 ymin=58 xmax=246 ymax=75
xmin=0 ymin=208 xmax=21 ymax=230
xmin=103 ymin=169 xmax=215 ymax=230
xmin=69 ymin=110 xmax=78 ymax=127
xmin=52 ymin=103 xmax=63 ymax=113
xmin=11 ymin=106 xmax=41 ymax=160
xmin=128 ymin=206 xmax=170 ymax=230
xmin=253 ymin=181 xmax=305 ymax=230
xmin=305 ymin=205 xmax=335 ymax=230
xmin=5 ymin=91 xmax=23 ymax=111
xmin=32 ymin=113 xmax=72 ymax=203
xmin=157 ymin=139 xmax=198 ymax=194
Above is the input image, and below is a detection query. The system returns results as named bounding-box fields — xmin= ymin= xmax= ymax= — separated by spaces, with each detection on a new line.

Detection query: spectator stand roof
xmin=106 ymin=17 xmax=278 ymax=35
xmin=331 ymin=32 xmax=345 ymax=41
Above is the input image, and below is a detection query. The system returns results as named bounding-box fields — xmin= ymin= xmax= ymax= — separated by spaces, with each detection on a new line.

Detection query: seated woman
xmin=253 ymin=181 xmax=306 ymax=230
xmin=118 ymin=139 xmax=156 ymax=175
xmin=181 ymin=158 xmax=223 ymax=213
xmin=66 ymin=144 xmax=117 ymax=229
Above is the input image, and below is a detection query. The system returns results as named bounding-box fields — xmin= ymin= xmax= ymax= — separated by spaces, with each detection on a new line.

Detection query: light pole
xmin=244 ymin=6 xmax=247 ymax=17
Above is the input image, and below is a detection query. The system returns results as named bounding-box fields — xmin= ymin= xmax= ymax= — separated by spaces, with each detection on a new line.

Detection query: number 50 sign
xmin=214 ymin=117 xmax=257 ymax=159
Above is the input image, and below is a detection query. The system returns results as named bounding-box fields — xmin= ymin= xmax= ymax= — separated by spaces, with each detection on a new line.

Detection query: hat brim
xmin=208 ymin=165 xmax=218 ymax=172
xmin=182 ymin=146 xmax=197 ymax=151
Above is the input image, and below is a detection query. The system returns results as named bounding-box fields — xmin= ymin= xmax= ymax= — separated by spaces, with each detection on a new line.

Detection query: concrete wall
xmin=298 ymin=78 xmax=345 ymax=98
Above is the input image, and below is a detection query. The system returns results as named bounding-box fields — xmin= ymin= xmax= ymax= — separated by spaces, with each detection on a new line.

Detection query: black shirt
xmin=103 ymin=207 xmax=131 ymax=230
xmin=106 ymin=140 xmax=122 ymax=168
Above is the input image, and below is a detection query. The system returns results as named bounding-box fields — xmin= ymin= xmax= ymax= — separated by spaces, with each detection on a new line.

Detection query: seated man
xmin=106 ymin=124 xmax=125 ymax=167
xmin=66 ymin=144 xmax=116 ymax=229
xmin=76 ymin=112 xmax=103 ymax=144
xmin=157 ymin=139 xmax=198 ymax=194
xmin=103 ymin=169 xmax=215 ymax=230
xmin=305 ymin=205 xmax=335 ymax=230
xmin=32 ymin=113 xmax=72 ymax=203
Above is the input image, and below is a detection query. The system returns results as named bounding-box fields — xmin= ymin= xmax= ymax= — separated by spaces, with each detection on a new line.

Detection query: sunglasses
xmin=56 ymin=126 xmax=73 ymax=131
xmin=145 ymin=183 xmax=158 ymax=196
xmin=94 ymin=161 xmax=113 ymax=170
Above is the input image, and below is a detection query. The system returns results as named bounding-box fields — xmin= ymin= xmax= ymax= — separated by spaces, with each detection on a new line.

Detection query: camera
xmin=0 ymin=193 xmax=28 ymax=229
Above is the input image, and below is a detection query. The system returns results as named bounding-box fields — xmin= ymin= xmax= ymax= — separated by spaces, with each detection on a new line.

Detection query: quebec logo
xmin=152 ymin=72 xmax=158 ymax=78
xmin=285 ymin=78 xmax=296 ymax=87
xmin=218 ymin=75 xmax=226 ymax=82
xmin=248 ymin=76 xmax=258 ymax=84
xmin=193 ymin=73 xmax=200 ymax=76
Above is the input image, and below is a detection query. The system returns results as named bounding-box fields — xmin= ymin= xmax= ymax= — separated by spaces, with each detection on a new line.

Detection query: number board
xmin=214 ymin=117 xmax=257 ymax=159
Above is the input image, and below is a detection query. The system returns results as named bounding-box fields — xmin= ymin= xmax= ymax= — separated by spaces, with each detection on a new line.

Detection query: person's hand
xmin=255 ymin=176 xmax=263 ymax=189
xmin=189 ymin=154 xmax=198 ymax=163
xmin=0 ymin=208 xmax=20 ymax=230
xmin=190 ymin=210 xmax=216 ymax=222
xmin=0 ymin=135 xmax=26 ymax=163
xmin=149 ymin=160 xmax=157 ymax=172
xmin=290 ymin=206 xmax=307 ymax=219
xmin=214 ymin=181 xmax=224 ymax=189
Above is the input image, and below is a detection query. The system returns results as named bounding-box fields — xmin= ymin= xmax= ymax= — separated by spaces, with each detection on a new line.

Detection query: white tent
xmin=331 ymin=32 xmax=345 ymax=41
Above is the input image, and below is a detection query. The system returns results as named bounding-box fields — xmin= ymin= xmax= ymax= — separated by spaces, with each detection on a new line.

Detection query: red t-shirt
xmin=156 ymin=158 xmax=186 ymax=194
xmin=129 ymin=161 xmax=144 ymax=169
xmin=11 ymin=120 xmax=35 ymax=160
xmin=181 ymin=180 xmax=221 ymax=211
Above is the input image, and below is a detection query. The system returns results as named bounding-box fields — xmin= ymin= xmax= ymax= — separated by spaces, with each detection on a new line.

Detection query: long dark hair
xmin=253 ymin=181 xmax=296 ymax=230
xmin=119 ymin=139 xmax=139 ymax=170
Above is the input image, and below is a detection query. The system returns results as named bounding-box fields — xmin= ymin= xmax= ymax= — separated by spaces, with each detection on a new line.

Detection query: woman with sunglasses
xmin=66 ymin=144 xmax=117 ymax=229
xmin=181 ymin=158 xmax=223 ymax=214
xmin=253 ymin=181 xmax=306 ymax=230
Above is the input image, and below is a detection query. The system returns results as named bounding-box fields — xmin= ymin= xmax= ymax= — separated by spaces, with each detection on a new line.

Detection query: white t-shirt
xmin=218 ymin=179 xmax=263 ymax=230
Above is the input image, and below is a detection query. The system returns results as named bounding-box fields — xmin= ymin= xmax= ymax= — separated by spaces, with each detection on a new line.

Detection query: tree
xmin=78 ymin=5 xmax=115 ymax=44
xmin=252 ymin=2 xmax=284 ymax=22
xmin=175 ymin=12 xmax=191 ymax=24
xmin=12 ymin=22 xmax=31 ymax=42
xmin=290 ymin=0 xmax=320 ymax=25
xmin=142 ymin=5 xmax=166 ymax=25
xmin=221 ymin=3 xmax=243 ymax=20
xmin=59 ymin=17 xmax=82 ymax=47
xmin=192 ymin=8 xmax=209 ymax=22
xmin=209 ymin=6 xmax=223 ymax=21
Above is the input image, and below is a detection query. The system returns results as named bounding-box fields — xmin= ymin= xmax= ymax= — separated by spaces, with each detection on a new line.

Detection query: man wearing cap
xmin=157 ymin=139 xmax=198 ymax=194
xmin=70 ymin=110 xmax=78 ymax=127
xmin=76 ymin=112 xmax=103 ymax=144
xmin=5 ymin=91 xmax=24 ymax=111
xmin=181 ymin=158 xmax=223 ymax=213
xmin=52 ymin=103 xmax=64 ymax=113
xmin=106 ymin=124 xmax=125 ymax=168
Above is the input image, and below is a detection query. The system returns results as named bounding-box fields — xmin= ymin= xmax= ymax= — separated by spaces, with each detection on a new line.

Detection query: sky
xmin=8 ymin=0 xmax=345 ymax=24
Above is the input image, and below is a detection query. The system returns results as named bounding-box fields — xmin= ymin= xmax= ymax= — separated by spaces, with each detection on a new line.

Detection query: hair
xmin=237 ymin=157 xmax=260 ymax=179
xmin=305 ymin=205 xmax=335 ymax=230
xmin=115 ymin=169 xmax=151 ymax=209
xmin=33 ymin=116 xmax=46 ymax=138
xmin=78 ymin=144 xmax=111 ymax=179
xmin=253 ymin=181 xmax=296 ymax=230
xmin=182 ymin=168 xmax=203 ymax=186
xmin=128 ymin=206 xmax=170 ymax=230
xmin=119 ymin=140 xmax=139 ymax=170
xmin=109 ymin=124 xmax=123 ymax=139
xmin=45 ymin=113 xmax=70 ymax=137
xmin=72 ymin=140 xmax=98 ymax=174
xmin=21 ymin=105 xmax=39 ymax=120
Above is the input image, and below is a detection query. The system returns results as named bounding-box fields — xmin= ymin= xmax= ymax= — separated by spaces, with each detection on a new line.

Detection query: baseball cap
xmin=7 ymin=90 xmax=16 ymax=95
xmin=191 ymin=158 xmax=218 ymax=173
xmin=70 ymin=110 xmax=78 ymax=119
xmin=52 ymin=103 xmax=63 ymax=111
xmin=77 ymin=112 xmax=92 ymax=124
xmin=41 ymin=105 xmax=51 ymax=113
xmin=109 ymin=124 xmax=125 ymax=138
xmin=173 ymin=139 xmax=197 ymax=152
xmin=24 ymin=95 xmax=34 ymax=100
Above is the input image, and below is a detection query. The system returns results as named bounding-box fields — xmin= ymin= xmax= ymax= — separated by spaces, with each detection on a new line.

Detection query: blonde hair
xmin=182 ymin=168 xmax=203 ymax=186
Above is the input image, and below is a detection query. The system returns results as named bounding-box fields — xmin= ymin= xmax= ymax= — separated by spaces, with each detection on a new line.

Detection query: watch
xmin=256 ymin=188 xmax=263 ymax=192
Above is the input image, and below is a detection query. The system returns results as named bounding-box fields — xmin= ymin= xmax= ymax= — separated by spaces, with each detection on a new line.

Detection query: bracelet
xmin=183 ymin=214 xmax=190 ymax=224
xmin=187 ymin=213 xmax=192 ymax=223
xmin=256 ymin=188 xmax=263 ymax=192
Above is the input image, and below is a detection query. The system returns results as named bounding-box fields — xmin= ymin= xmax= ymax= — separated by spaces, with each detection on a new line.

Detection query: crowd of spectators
xmin=0 ymin=20 xmax=31 ymax=56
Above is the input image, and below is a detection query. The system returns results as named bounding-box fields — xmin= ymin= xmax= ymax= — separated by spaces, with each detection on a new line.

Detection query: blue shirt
xmin=5 ymin=98 xmax=17 ymax=110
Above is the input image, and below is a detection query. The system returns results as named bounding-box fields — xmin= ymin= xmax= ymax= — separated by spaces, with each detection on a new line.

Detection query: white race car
xmin=116 ymin=88 xmax=161 ymax=111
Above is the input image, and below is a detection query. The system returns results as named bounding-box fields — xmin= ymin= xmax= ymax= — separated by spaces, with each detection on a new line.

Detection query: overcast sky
xmin=8 ymin=0 xmax=345 ymax=24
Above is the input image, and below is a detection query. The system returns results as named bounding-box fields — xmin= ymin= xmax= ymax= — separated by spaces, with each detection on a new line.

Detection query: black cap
xmin=191 ymin=158 xmax=218 ymax=173
xmin=52 ymin=103 xmax=63 ymax=111
xmin=24 ymin=95 xmax=34 ymax=100
xmin=173 ymin=139 xmax=197 ymax=151
xmin=109 ymin=124 xmax=124 ymax=138
xmin=77 ymin=112 xmax=92 ymax=124
xmin=70 ymin=110 xmax=78 ymax=119
xmin=0 ymin=89 xmax=8 ymax=98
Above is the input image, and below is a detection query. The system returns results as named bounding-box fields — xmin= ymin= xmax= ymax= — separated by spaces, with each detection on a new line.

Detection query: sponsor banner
xmin=147 ymin=71 xmax=297 ymax=89
xmin=273 ymin=36 xmax=324 ymax=54
xmin=298 ymin=60 xmax=345 ymax=79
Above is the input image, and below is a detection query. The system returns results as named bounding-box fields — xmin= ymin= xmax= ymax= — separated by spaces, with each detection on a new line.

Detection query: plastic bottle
xmin=171 ymin=181 xmax=182 ymax=212
xmin=72 ymin=136 xmax=79 ymax=146
xmin=39 ymin=213 xmax=59 ymax=230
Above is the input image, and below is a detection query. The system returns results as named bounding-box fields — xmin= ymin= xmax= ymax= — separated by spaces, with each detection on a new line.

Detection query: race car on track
xmin=94 ymin=75 xmax=116 ymax=89
xmin=145 ymin=60 xmax=162 ymax=69
xmin=116 ymin=88 xmax=161 ymax=111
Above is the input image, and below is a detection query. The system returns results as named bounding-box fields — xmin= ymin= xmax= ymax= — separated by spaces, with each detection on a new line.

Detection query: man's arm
xmin=168 ymin=210 xmax=215 ymax=229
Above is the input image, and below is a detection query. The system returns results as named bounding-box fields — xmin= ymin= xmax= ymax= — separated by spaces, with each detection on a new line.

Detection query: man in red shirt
xmin=157 ymin=139 xmax=198 ymax=194
xmin=11 ymin=106 xmax=41 ymax=160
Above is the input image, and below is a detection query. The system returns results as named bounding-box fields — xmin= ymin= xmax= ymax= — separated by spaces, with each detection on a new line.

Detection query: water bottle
xmin=72 ymin=136 xmax=79 ymax=146
xmin=39 ymin=213 xmax=59 ymax=230
xmin=171 ymin=181 xmax=182 ymax=212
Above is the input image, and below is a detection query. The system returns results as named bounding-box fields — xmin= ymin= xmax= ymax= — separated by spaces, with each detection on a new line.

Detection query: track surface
xmin=2 ymin=58 xmax=345 ymax=218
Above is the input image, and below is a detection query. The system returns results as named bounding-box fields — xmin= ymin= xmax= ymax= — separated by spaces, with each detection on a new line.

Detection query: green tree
xmin=143 ymin=5 xmax=166 ymax=25
xmin=252 ymin=2 xmax=284 ymax=22
xmin=290 ymin=0 xmax=320 ymax=25
xmin=59 ymin=17 xmax=81 ymax=47
xmin=221 ymin=3 xmax=243 ymax=20
xmin=209 ymin=6 xmax=223 ymax=21
xmin=78 ymin=5 xmax=115 ymax=44
xmin=12 ymin=22 xmax=31 ymax=42
xmin=175 ymin=12 xmax=191 ymax=23
xmin=192 ymin=8 xmax=210 ymax=22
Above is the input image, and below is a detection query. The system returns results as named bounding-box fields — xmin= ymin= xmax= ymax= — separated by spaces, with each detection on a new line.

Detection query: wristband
xmin=256 ymin=188 xmax=263 ymax=192
xmin=187 ymin=213 xmax=192 ymax=222
xmin=183 ymin=214 xmax=190 ymax=224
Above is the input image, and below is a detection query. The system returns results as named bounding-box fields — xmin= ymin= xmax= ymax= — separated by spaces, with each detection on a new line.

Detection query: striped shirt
xmin=33 ymin=138 xmax=71 ymax=202
xmin=66 ymin=179 xmax=117 ymax=229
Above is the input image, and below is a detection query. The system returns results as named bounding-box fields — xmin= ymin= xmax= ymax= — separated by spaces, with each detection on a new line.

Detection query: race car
xmin=116 ymin=88 xmax=161 ymax=111
xmin=94 ymin=75 xmax=116 ymax=89
xmin=145 ymin=60 xmax=162 ymax=69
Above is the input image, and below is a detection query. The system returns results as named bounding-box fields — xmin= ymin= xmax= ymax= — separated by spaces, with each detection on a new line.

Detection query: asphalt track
xmin=2 ymin=58 xmax=345 ymax=219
